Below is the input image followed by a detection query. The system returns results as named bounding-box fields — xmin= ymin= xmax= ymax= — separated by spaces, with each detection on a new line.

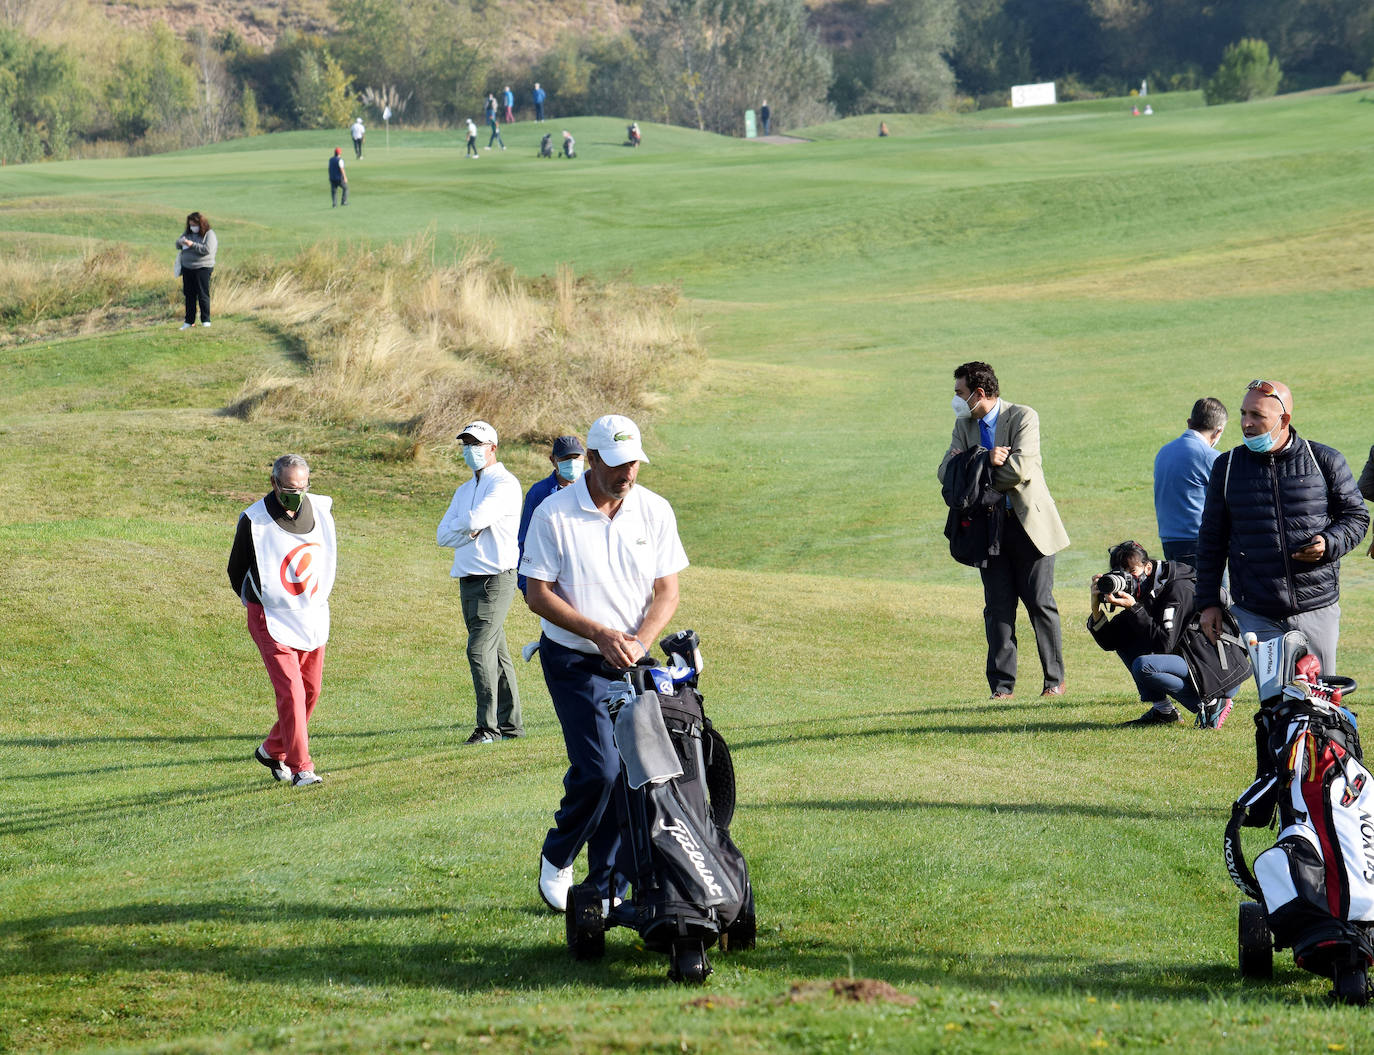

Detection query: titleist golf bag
xmin=566 ymin=629 xmax=755 ymax=984
xmin=1224 ymin=629 xmax=1374 ymax=1003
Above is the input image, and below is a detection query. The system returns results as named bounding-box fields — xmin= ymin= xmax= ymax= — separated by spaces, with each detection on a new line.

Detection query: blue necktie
xmin=979 ymin=418 xmax=994 ymax=452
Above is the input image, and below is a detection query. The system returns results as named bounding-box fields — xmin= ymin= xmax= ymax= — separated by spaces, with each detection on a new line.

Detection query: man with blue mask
xmin=438 ymin=420 xmax=524 ymax=745
xmin=517 ymin=435 xmax=585 ymax=597
xmin=1195 ymin=379 xmax=1368 ymax=676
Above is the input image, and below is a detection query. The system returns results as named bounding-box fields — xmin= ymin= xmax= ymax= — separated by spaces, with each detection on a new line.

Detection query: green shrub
xmin=1204 ymin=38 xmax=1281 ymax=105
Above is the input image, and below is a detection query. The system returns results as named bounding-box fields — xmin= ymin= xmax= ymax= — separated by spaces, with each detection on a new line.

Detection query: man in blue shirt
xmin=1153 ymin=398 xmax=1227 ymax=568
xmin=518 ymin=435 xmax=586 ymax=594
xmin=532 ymin=83 xmax=547 ymax=122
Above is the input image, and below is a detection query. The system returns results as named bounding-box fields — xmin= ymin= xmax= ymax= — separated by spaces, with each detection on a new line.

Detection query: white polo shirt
xmin=437 ymin=461 xmax=522 ymax=576
xmin=520 ymin=475 xmax=689 ymax=653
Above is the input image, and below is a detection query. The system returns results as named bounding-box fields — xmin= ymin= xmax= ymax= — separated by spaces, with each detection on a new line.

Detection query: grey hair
xmin=271 ymin=453 xmax=310 ymax=481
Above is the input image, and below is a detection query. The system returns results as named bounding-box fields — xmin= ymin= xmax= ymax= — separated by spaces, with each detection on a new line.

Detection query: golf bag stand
xmin=565 ymin=629 xmax=755 ymax=984
xmin=1224 ymin=629 xmax=1374 ymax=1004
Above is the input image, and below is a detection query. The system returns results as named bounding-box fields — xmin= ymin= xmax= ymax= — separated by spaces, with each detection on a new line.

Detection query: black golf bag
xmin=566 ymin=629 xmax=755 ymax=983
xmin=1224 ymin=629 xmax=1374 ymax=1003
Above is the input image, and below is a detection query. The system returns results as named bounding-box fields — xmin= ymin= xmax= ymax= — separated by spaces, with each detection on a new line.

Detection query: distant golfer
xmin=533 ymin=82 xmax=546 ymax=122
xmin=328 ymin=148 xmax=348 ymax=206
xmin=228 ymin=454 xmax=336 ymax=788
xmin=350 ymin=116 xmax=365 ymax=158
xmin=760 ymin=100 xmax=771 ymax=135
xmin=561 ymin=130 xmax=575 ymax=158
xmin=466 ymin=118 xmax=480 ymax=158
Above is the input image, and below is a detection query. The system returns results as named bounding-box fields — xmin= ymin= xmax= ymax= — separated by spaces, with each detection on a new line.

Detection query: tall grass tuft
xmin=221 ymin=236 xmax=699 ymax=447
xmin=0 ymin=242 xmax=168 ymax=334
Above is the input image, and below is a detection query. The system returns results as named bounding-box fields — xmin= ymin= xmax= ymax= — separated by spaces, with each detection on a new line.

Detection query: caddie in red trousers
xmin=227 ymin=453 xmax=337 ymax=788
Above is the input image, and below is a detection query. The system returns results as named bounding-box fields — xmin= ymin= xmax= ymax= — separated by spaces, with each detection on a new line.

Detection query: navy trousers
xmin=539 ymin=636 xmax=623 ymax=895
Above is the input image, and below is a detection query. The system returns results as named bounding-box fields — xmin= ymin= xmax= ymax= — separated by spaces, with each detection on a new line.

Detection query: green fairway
xmin=4 ymin=89 xmax=1374 ymax=1052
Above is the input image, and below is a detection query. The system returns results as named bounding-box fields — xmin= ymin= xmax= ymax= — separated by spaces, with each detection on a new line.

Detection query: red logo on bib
xmin=280 ymin=542 xmax=322 ymax=597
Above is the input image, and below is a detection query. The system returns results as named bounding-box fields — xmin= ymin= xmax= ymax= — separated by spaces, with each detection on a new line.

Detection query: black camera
xmin=1098 ymin=570 xmax=1136 ymax=599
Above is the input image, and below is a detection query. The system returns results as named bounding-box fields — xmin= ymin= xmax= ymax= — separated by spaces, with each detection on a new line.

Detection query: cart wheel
xmin=1238 ymin=901 xmax=1273 ymax=979
xmin=668 ymin=941 xmax=712 ymax=985
xmin=566 ymin=883 xmax=605 ymax=962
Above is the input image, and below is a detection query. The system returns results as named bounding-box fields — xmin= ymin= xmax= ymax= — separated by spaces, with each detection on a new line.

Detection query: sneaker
xmin=1124 ymin=705 xmax=1184 ymax=726
xmin=539 ymin=855 xmax=574 ymax=912
xmin=291 ymin=770 xmax=323 ymax=787
xmin=1198 ymin=697 xmax=1234 ymax=730
xmin=463 ymin=728 xmax=499 ymax=745
xmin=254 ymin=744 xmax=290 ymax=782
xmin=201 ymin=321 xmax=211 ymax=327
xmin=179 ymin=322 xmax=193 ymax=330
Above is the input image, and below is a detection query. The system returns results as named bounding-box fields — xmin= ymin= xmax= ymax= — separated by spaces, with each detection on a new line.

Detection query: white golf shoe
xmin=538 ymin=855 xmax=574 ymax=912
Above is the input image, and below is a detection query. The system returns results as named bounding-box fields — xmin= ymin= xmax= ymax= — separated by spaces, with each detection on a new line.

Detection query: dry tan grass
xmin=0 ymin=241 xmax=170 ymax=337
xmin=220 ymin=235 xmax=699 ymax=447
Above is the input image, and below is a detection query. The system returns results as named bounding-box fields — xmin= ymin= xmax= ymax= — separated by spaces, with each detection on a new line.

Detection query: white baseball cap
xmin=586 ymin=414 xmax=649 ymax=467
xmin=457 ymin=420 xmax=498 ymax=445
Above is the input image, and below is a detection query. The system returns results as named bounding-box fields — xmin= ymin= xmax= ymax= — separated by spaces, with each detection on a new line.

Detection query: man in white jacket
xmin=438 ymin=421 xmax=524 ymax=744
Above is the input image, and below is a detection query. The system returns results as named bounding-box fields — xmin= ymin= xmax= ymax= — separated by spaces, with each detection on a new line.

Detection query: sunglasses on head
xmin=1247 ymin=379 xmax=1287 ymax=415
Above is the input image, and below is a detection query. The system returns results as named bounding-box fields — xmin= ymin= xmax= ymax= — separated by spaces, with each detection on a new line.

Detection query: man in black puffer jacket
xmin=1196 ymin=379 xmax=1368 ymax=675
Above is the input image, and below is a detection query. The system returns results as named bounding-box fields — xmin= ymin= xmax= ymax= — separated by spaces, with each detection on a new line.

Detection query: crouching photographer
xmin=1087 ymin=540 xmax=1234 ymax=729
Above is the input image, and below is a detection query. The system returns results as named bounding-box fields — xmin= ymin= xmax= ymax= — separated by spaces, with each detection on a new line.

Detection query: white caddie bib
xmin=243 ymin=494 xmax=336 ymax=651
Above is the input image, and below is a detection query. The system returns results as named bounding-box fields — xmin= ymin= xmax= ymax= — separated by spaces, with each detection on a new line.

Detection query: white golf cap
xmin=457 ymin=420 xmax=498 ymax=445
xmin=586 ymin=414 xmax=649 ymax=466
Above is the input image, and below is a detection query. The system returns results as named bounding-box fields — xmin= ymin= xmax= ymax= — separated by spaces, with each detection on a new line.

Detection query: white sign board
xmin=1010 ymin=82 xmax=1057 ymax=108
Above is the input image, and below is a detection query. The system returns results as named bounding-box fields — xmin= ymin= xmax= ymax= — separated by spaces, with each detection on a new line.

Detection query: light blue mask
xmin=462 ymin=444 xmax=487 ymax=471
xmin=1243 ymin=428 xmax=1278 ymax=454
xmin=557 ymin=458 xmax=583 ymax=482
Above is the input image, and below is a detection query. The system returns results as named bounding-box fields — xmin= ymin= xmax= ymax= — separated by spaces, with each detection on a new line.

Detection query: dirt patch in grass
xmin=787 ymin=979 xmax=919 ymax=1006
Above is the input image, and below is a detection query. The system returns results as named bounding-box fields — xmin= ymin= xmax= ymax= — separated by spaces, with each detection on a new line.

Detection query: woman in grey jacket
xmin=176 ymin=211 xmax=217 ymax=328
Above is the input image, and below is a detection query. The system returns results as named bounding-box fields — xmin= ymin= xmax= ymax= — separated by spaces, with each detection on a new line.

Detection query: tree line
xmin=3 ymin=0 xmax=1372 ymax=163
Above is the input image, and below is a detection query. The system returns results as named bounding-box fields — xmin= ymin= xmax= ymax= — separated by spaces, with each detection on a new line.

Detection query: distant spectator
xmin=533 ymin=82 xmax=547 ymax=122
xmin=879 ymin=121 xmax=889 ymax=137
xmin=466 ymin=119 xmax=479 ymax=158
xmin=488 ymin=117 xmax=505 ymax=151
xmin=503 ymin=86 xmax=515 ymax=123
xmin=350 ymin=116 xmax=365 ymax=158
xmin=485 ymin=94 xmax=497 ymax=123
xmin=1143 ymin=104 xmax=1154 ymax=116
xmin=328 ymin=147 xmax=348 ymax=207
xmin=627 ymin=121 xmax=641 ymax=147
xmin=561 ymin=130 xmax=575 ymax=158
xmin=175 ymin=210 xmax=216 ymax=329
xmin=760 ymin=100 xmax=771 ymax=135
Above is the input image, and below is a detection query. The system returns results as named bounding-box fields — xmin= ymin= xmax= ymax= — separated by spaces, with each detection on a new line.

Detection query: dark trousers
xmin=539 ymin=636 xmax=622 ymax=896
xmin=353 ymin=136 xmax=363 ymax=158
xmin=535 ymin=102 xmax=545 ymax=121
xmin=181 ymin=267 xmax=212 ymax=323
xmin=979 ymin=514 xmax=1064 ymax=694
xmin=1160 ymin=539 xmax=1197 ymax=567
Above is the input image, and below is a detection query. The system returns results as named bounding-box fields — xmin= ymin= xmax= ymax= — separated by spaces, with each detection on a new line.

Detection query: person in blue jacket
xmin=518 ymin=435 xmax=585 ymax=594
xmin=532 ymin=82 xmax=547 ymax=122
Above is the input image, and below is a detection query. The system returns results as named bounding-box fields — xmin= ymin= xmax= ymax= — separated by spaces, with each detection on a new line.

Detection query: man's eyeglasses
xmin=1247 ymin=379 xmax=1287 ymax=415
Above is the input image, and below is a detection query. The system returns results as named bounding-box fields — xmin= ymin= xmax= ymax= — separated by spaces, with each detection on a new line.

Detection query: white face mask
xmin=189 ymin=225 xmax=200 ymax=234
xmin=952 ymin=394 xmax=973 ymax=419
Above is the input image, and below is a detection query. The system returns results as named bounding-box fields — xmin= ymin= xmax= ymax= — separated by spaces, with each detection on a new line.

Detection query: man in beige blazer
xmin=938 ymin=361 xmax=1070 ymax=699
